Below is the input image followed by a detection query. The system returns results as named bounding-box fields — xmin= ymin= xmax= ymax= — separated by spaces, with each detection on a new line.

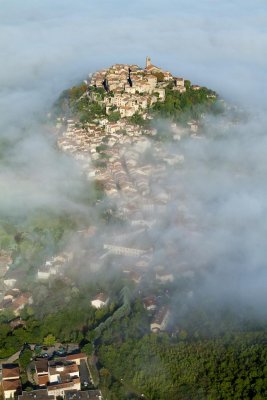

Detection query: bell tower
xmin=146 ymin=56 xmax=151 ymax=68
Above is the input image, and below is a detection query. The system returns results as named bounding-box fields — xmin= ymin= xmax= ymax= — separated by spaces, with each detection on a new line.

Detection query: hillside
xmin=54 ymin=56 xmax=218 ymax=130
xmin=0 ymin=59 xmax=265 ymax=400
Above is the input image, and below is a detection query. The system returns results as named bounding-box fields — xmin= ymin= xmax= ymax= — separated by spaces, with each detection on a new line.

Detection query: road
xmin=0 ymin=349 xmax=21 ymax=365
xmin=79 ymin=359 xmax=91 ymax=386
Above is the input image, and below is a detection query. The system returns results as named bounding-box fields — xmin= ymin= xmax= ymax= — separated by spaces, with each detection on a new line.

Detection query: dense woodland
xmin=99 ymin=332 xmax=267 ymax=399
xmin=1 ymin=283 xmax=267 ymax=399
xmin=152 ymin=83 xmax=218 ymax=123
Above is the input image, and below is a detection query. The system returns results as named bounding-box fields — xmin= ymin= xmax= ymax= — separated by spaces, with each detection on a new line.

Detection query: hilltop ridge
xmin=54 ymin=56 xmax=217 ymax=132
xmin=54 ymin=57 xmax=218 ymax=201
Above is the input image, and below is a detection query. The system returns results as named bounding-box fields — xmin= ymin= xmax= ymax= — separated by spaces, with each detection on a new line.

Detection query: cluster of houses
xmin=37 ymin=252 xmax=74 ymax=281
xmin=87 ymin=254 xmax=175 ymax=333
xmin=18 ymin=389 xmax=101 ymax=400
xmin=93 ymin=138 xmax=183 ymax=202
xmin=0 ymin=252 xmax=34 ymax=321
xmin=0 ymin=252 xmax=12 ymax=280
xmin=57 ymin=117 xmax=158 ymax=183
xmin=0 ymin=251 xmax=16 ymax=290
xmin=89 ymin=57 xmax=187 ymax=119
xmin=56 ymin=57 xmax=202 ymax=204
xmin=1 ymin=353 xmax=102 ymax=400
xmin=89 ymin=290 xmax=171 ymax=334
xmin=0 ymin=288 xmax=32 ymax=317
xmin=0 ymin=58 xmax=199 ymax=363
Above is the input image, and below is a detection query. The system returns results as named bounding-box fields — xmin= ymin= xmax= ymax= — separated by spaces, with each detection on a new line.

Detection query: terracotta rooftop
xmin=38 ymin=374 xmax=49 ymax=386
xmin=2 ymin=364 xmax=20 ymax=379
xmin=65 ymin=353 xmax=87 ymax=362
xmin=35 ymin=358 xmax=48 ymax=375
xmin=49 ymin=363 xmax=79 ymax=376
xmin=2 ymin=379 xmax=21 ymax=391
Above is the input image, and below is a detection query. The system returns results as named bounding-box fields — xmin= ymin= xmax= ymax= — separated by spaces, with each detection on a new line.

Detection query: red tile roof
xmin=65 ymin=353 xmax=87 ymax=362
xmin=2 ymin=364 xmax=20 ymax=379
xmin=2 ymin=379 xmax=21 ymax=391
xmin=38 ymin=374 xmax=49 ymax=386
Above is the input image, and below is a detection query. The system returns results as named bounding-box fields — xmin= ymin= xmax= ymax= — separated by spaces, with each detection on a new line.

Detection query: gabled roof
xmin=2 ymin=364 xmax=20 ymax=379
xmin=49 ymin=363 xmax=79 ymax=376
xmin=145 ymin=64 xmax=163 ymax=72
xmin=38 ymin=374 xmax=49 ymax=386
xmin=2 ymin=379 xmax=21 ymax=391
xmin=35 ymin=358 xmax=48 ymax=375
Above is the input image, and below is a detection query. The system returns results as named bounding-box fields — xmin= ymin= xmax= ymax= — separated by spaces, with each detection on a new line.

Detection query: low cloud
xmin=0 ymin=0 xmax=267 ymax=319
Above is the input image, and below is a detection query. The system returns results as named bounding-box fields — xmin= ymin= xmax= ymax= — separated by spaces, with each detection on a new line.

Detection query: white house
xmin=91 ymin=293 xmax=110 ymax=309
xmin=47 ymin=378 xmax=81 ymax=399
xmin=3 ymin=278 xmax=17 ymax=288
xmin=2 ymin=364 xmax=21 ymax=400
xmin=155 ymin=270 xmax=174 ymax=283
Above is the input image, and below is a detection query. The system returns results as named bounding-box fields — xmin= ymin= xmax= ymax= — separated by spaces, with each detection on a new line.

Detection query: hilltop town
xmin=0 ymin=59 xmax=220 ymax=399
xmin=0 ymin=58 xmax=265 ymax=400
xmin=55 ymin=57 xmax=216 ymax=199
xmin=89 ymin=56 xmax=184 ymax=117
xmin=55 ymin=56 xmax=214 ymax=132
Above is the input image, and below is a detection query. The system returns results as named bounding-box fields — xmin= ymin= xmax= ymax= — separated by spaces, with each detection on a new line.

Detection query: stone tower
xmin=146 ymin=56 xmax=151 ymax=68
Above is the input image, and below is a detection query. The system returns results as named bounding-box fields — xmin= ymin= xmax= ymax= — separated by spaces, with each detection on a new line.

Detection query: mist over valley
xmin=0 ymin=1 xmax=267 ymax=399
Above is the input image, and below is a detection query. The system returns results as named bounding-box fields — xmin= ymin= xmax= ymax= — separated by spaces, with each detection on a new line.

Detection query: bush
xmin=108 ymin=111 xmax=121 ymax=122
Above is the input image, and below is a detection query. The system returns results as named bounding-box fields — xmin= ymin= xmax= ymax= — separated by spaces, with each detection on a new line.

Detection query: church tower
xmin=146 ymin=56 xmax=151 ymax=68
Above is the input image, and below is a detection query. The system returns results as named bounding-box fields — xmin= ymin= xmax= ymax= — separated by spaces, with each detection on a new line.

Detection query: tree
xmin=100 ymin=367 xmax=112 ymax=388
xmin=129 ymin=113 xmax=145 ymax=126
xmin=108 ymin=111 xmax=121 ymax=122
xmin=43 ymin=334 xmax=56 ymax=347
xmin=19 ymin=347 xmax=33 ymax=370
xmin=184 ymin=80 xmax=191 ymax=89
xmin=82 ymin=342 xmax=93 ymax=355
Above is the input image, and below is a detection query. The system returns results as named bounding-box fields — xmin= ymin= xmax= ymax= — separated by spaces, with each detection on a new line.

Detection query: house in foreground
xmin=18 ymin=389 xmax=54 ymax=400
xmin=1 ymin=364 xmax=21 ymax=400
xmin=33 ymin=352 xmax=88 ymax=397
xmin=18 ymin=389 xmax=102 ymax=400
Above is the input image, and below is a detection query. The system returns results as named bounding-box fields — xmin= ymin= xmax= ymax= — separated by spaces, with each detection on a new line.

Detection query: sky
xmin=1 ymin=1 xmax=267 ymax=314
xmin=0 ymin=0 xmax=267 ymax=112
